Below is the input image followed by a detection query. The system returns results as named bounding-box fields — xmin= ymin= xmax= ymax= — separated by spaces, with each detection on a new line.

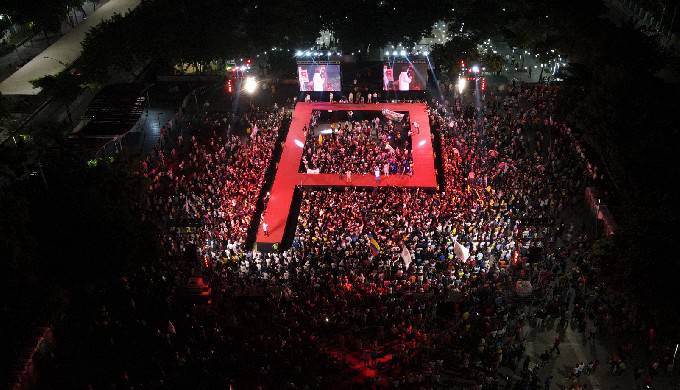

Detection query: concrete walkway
xmin=0 ymin=0 xmax=141 ymax=95
xmin=0 ymin=2 xmax=101 ymax=84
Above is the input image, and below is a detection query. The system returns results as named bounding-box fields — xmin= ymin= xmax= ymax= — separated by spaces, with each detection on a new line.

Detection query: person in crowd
xmin=45 ymin=84 xmax=671 ymax=390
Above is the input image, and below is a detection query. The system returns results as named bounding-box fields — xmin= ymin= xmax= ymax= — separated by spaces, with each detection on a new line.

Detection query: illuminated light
xmin=294 ymin=139 xmax=304 ymax=148
xmin=400 ymin=50 xmax=406 ymax=56
xmin=385 ymin=51 xmax=390 ymax=55
xmin=392 ymin=50 xmax=398 ymax=55
xmin=320 ymin=129 xmax=333 ymax=135
xmin=244 ymin=76 xmax=257 ymax=94
xmin=471 ymin=65 xmax=480 ymax=73
xmin=424 ymin=51 xmax=429 ymax=55
xmin=305 ymin=51 xmax=311 ymax=56
xmin=295 ymin=50 xmax=302 ymax=56
xmin=418 ymin=140 xmax=427 ymax=146
xmin=327 ymin=51 xmax=331 ymax=56
xmin=457 ymin=77 xmax=466 ymax=94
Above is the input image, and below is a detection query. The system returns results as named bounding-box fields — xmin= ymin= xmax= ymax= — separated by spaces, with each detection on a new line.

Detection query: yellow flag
xmin=318 ymin=134 xmax=323 ymax=144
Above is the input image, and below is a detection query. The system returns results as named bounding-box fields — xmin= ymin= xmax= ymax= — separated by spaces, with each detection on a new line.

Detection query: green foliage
xmin=482 ymin=52 xmax=505 ymax=73
xmin=430 ymin=35 xmax=479 ymax=80
xmin=0 ymin=91 xmax=9 ymax=120
xmin=31 ymin=71 xmax=84 ymax=124
xmin=31 ymin=71 xmax=83 ymax=100
xmin=3 ymin=0 xmax=69 ymax=34
xmin=75 ymin=0 xmax=458 ymax=83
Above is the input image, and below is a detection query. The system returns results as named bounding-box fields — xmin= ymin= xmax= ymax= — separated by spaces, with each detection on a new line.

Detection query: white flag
xmin=401 ymin=245 xmax=412 ymax=270
xmin=454 ymin=241 xmax=470 ymax=262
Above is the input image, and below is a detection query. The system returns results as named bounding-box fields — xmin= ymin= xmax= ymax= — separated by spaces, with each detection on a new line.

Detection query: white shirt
xmin=398 ymin=71 xmax=412 ymax=91
xmin=313 ymin=72 xmax=325 ymax=91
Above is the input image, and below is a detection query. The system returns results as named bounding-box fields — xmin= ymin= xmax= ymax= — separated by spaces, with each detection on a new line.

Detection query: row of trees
xmin=1 ymin=0 xmax=95 ymax=42
xmin=75 ymin=0 xmax=459 ymax=83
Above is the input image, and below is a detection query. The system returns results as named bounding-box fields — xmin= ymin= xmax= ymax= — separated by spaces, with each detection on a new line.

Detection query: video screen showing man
xmin=383 ymin=63 xmax=428 ymax=91
xmin=298 ymin=64 xmax=341 ymax=91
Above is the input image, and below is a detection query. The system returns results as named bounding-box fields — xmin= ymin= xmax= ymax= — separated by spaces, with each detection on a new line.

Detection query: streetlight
xmin=43 ymin=56 xmax=68 ymax=67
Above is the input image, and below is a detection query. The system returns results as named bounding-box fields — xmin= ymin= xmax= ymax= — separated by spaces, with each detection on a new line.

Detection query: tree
xmin=482 ymin=52 xmax=505 ymax=74
xmin=431 ymin=35 xmax=479 ymax=80
xmin=5 ymin=0 xmax=70 ymax=41
xmin=0 ymin=91 xmax=9 ymax=120
xmin=31 ymin=71 xmax=84 ymax=125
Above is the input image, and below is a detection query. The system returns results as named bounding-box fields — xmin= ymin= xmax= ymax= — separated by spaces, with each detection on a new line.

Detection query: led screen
xmin=297 ymin=64 xmax=341 ymax=92
xmin=382 ymin=63 xmax=428 ymax=91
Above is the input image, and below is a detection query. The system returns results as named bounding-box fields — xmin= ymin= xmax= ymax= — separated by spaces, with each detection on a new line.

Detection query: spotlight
xmin=423 ymin=51 xmax=429 ymax=56
xmin=243 ymin=76 xmax=257 ymax=94
xmin=392 ymin=50 xmax=398 ymax=55
xmin=295 ymin=50 xmax=302 ymax=56
xmin=471 ymin=65 xmax=480 ymax=73
xmin=385 ymin=51 xmax=389 ymax=55
xmin=400 ymin=50 xmax=406 ymax=56
xmin=457 ymin=77 xmax=466 ymax=94
xmin=294 ymin=139 xmax=304 ymax=148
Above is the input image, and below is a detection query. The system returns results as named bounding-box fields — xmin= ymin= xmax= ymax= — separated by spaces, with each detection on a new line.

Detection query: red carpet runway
xmin=256 ymin=102 xmax=438 ymax=247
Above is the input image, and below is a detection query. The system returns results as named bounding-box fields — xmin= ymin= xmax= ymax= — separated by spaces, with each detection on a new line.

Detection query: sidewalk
xmin=0 ymin=0 xmax=141 ymax=95
xmin=0 ymin=1 xmax=103 ymax=84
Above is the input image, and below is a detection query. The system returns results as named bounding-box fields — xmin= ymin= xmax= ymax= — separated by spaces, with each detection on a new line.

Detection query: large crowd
xmin=36 ymin=84 xmax=677 ymax=389
xmin=301 ymin=112 xmax=412 ymax=175
xmin=142 ymin=107 xmax=288 ymax=258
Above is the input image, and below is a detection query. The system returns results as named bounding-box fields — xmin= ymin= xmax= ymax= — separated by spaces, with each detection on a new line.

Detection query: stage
xmin=256 ymin=102 xmax=438 ymax=249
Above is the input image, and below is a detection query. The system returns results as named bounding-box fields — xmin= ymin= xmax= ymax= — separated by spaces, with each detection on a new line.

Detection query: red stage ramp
xmin=256 ymin=102 xmax=437 ymax=248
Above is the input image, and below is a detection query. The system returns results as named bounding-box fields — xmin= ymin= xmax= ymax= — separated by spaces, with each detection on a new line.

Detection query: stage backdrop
xmin=298 ymin=64 xmax=341 ymax=92
xmin=383 ymin=62 xmax=428 ymax=91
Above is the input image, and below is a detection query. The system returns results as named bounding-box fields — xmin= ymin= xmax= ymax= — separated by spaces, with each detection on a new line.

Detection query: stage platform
xmin=256 ymin=102 xmax=437 ymax=249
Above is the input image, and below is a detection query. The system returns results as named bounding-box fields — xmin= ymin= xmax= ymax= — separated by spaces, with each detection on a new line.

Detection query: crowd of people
xmin=35 ymin=83 xmax=677 ymax=389
xmin=301 ymin=113 xmax=412 ymax=175
xmin=141 ymin=107 xmax=288 ymax=259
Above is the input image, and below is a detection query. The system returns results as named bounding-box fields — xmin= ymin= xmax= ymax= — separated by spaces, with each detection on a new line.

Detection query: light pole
xmin=43 ymin=56 xmax=68 ymax=68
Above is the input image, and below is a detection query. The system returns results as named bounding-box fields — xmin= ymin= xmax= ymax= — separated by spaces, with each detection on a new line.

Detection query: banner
xmin=381 ymin=109 xmax=405 ymax=122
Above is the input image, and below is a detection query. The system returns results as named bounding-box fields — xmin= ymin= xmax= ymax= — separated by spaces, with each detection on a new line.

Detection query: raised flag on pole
xmin=453 ymin=241 xmax=470 ymax=262
xmin=400 ymin=245 xmax=412 ymax=270
xmin=368 ymin=233 xmax=381 ymax=257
